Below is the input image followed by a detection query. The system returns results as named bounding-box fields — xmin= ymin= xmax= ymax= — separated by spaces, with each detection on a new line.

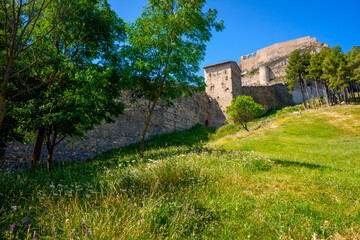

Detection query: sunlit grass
xmin=0 ymin=106 xmax=360 ymax=239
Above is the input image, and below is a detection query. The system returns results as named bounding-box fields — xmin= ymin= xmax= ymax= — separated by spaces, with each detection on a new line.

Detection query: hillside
xmin=0 ymin=105 xmax=359 ymax=239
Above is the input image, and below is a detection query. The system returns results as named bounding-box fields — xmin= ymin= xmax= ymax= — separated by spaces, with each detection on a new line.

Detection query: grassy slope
xmin=207 ymin=105 xmax=360 ymax=238
xmin=0 ymin=106 xmax=359 ymax=239
xmin=210 ymin=105 xmax=360 ymax=171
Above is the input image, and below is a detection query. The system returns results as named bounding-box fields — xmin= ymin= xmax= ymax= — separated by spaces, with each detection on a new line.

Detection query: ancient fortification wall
xmin=3 ymin=36 xmax=325 ymax=165
xmin=5 ymin=92 xmax=218 ymax=163
xmin=241 ymin=84 xmax=294 ymax=111
xmin=239 ymin=36 xmax=318 ymax=72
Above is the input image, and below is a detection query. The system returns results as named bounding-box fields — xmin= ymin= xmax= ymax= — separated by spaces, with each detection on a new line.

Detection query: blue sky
xmin=108 ymin=0 xmax=359 ymax=77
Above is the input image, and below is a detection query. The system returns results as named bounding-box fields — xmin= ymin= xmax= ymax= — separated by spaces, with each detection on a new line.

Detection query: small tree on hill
xmin=226 ymin=95 xmax=264 ymax=132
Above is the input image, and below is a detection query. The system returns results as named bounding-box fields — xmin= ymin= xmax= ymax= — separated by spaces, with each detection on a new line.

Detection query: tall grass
xmin=0 ymin=106 xmax=359 ymax=239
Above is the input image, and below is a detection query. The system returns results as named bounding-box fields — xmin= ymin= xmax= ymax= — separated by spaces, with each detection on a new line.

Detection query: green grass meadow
xmin=0 ymin=105 xmax=359 ymax=239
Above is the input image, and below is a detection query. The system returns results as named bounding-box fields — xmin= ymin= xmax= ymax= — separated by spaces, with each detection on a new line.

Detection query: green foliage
xmin=348 ymin=46 xmax=360 ymax=84
xmin=285 ymin=49 xmax=309 ymax=93
xmin=4 ymin=0 xmax=126 ymax=167
xmin=322 ymin=46 xmax=349 ymax=90
xmin=226 ymin=95 xmax=265 ymax=131
xmin=306 ymin=48 xmax=328 ymax=80
xmin=123 ymin=0 xmax=224 ymax=101
xmin=122 ymin=0 xmax=224 ymax=157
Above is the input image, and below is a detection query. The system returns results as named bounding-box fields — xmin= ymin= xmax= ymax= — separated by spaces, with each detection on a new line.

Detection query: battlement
xmin=239 ymin=36 xmax=319 ymax=72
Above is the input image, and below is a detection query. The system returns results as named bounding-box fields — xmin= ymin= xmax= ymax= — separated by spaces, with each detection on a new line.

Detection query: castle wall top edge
xmin=203 ymin=61 xmax=238 ymax=69
xmin=240 ymin=36 xmax=315 ymax=59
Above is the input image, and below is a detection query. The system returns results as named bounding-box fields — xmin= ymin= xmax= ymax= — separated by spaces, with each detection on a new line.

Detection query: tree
xmin=285 ymin=49 xmax=310 ymax=109
xmin=225 ymin=95 xmax=264 ymax=132
xmin=322 ymin=46 xmax=349 ymax=105
xmin=123 ymin=0 xmax=224 ymax=158
xmin=306 ymin=49 xmax=331 ymax=107
xmin=19 ymin=65 xmax=125 ymax=171
xmin=348 ymin=46 xmax=360 ymax=99
xmin=10 ymin=0 xmax=126 ymax=170
xmin=0 ymin=0 xmax=72 ymax=128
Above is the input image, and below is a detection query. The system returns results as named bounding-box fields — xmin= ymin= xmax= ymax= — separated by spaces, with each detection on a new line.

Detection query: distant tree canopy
xmin=286 ymin=45 xmax=360 ymax=109
xmin=226 ymin=95 xmax=264 ymax=132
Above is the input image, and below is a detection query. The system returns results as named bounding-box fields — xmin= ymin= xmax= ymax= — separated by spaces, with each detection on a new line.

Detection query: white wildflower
xmin=11 ymin=206 xmax=17 ymax=210
xmin=49 ymin=184 xmax=55 ymax=188
xmin=86 ymin=194 xmax=91 ymax=198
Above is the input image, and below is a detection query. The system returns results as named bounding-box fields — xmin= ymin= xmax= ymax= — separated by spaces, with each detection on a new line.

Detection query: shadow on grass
xmin=100 ymin=123 xmax=216 ymax=158
xmin=272 ymin=158 xmax=342 ymax=172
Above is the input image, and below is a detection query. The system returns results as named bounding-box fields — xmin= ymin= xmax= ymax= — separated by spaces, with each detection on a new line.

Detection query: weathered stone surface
xmin=204 ymin=61 xmax=241 ymax=124
xmin=241 ymin=84 xmax=295 ymax=111
xmin=3 ymin=91 xmax=216 ymax=165
xmin=239 ymin=36 xmax=327 ymax=72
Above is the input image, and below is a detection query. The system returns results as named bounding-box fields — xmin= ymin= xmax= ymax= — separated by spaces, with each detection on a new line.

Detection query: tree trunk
xmin=314 ymin=79 xmax=322 ymax=107
xmin=244 ymin=124 xmax=249 ymax=132
xmin=31 ymin=126 xmax=46 ymax=171
xmin=304 ymin=83 xmax=312 ymax=109
xmin=350 ymin=81 xmax=356 ymax=102
xmin=0 ymin=95 xmax=6 ymax=129
xmin=299 ymin=79 xmax=308 ymax=109
xmin=139 ymin=111 xmax=154 ymax=159
xmin=0 ymin=59 xmax=14 ymax=128
xmin=336 ymin=89 xmax=341 ymax=105
xmin=341 ymin=86 xmax=347 ymax=105
xmin=139 ymin=81 xmax=165 ymax=158
xmin=46 ymin=130 xmax=57 ymax=173
xmin=332 ymin=90 xmax=337 ymax=105
xmin=322 ymin=81 xmax=330 ymax=107
xmin=310 ymin=81 xmax=316 ymax=109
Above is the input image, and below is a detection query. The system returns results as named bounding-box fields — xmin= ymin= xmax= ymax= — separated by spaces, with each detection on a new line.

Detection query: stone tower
xmin=203 ymin=61 xmax=242 ymax=126
xmin=259 ymin=66 xmax=270 ymax=85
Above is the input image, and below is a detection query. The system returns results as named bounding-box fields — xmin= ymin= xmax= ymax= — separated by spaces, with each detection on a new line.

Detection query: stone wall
xmin=4 ymin=92 xmax=220 ymax=164
xmin=241 ymin=72 xmax=260 ymax=86
xmin=292 ymin=85 xmax=324 ymax=105
xmin=241 ymin=84 xmax=295 ymax=111
xmin=239 ymin=36 xmax=319 ymax=72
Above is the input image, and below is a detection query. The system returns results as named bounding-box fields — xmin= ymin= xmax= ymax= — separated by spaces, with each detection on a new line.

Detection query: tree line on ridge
xmin=285 ymin=46 xmax=360 ymax=109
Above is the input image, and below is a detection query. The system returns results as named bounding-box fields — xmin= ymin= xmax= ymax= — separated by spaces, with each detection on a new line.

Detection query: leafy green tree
xmin=306 ymin=48 xmax=331 ymax=107
xmin=348 ymin=46 xmax=360 ymax=98
xmin=285 ymin=49 xmax=310 ymax=109
xmin=0 ymin=0 xmax=72 ymax=128
xmin=123 ymin=0 xmax=224 ymax=158
xmin=225 ymin=95 xmax=264 ymax=132
xmin=19 ymin=65 xmax=125 ymax=171
xmin=322 ymin=46 xmax=349 ymax=105
xmin=11 ymin=0 xmax=126 ymax=170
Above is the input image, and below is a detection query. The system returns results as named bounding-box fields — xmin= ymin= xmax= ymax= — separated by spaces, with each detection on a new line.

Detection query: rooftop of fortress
xmin=238 ymin=36 xmax=328 ymax=73
xmin=203 ymin=61 xmax=240 ymax=70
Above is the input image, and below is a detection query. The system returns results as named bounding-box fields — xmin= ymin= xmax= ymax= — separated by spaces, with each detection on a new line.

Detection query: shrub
xmin=226 ymin=96 xmax=265 ymax=131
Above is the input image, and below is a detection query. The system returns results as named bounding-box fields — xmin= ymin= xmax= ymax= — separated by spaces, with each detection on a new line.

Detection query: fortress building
xmin=204 ymin=36 xmax=328 ymax=107
xmin=4 ymin=36 xmax=328 ymax=164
